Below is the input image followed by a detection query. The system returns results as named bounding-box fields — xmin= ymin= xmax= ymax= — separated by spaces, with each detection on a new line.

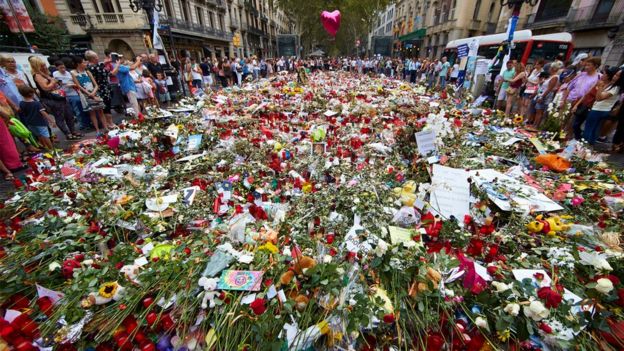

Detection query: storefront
xmin=398 ymin=28 xmax=426 ymax=58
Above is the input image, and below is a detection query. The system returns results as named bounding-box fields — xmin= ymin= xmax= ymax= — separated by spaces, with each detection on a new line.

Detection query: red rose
xmin=486 ymin=266 xmax=498 ymax=275
xmin=537 ymin=287 xmax=563 ymax=308
xmin=36 ymin=297 xmax=54 ymax=317
xmin=534 ymin=272 xmax=544 ymax=281
xmin=250 ymin=298 xmax=267 ymax=315
xmin=426 ymin=332 xmax=445 ymax=351
xmin=539 ymin=322 xmax=553 ymax=334
xmin=466 ymin=238 xmax=484 ymax=257
xmin=383 ymin=313 xmax=395 ymax=324
xmin=617 ymin=288 xmax=624 ymax=307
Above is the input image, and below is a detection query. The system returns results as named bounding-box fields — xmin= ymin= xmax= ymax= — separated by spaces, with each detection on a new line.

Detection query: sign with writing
xmin=415 ymin=130 xmax=437 ymax=156
xmin=430 ymin=165 xmax=471 ymax=223
xmin=457 ymin=43 xmax=469 ymax=58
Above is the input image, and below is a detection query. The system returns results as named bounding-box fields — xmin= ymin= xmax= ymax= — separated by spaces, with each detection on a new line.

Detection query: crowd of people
xmin=1 ymin=47 xmax=623 ymax=182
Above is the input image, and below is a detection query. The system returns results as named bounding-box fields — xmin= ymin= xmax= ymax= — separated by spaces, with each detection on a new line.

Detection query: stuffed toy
xmin=198 ymin=277 xmax=220 ymax=309
xmin=535 ymin=154 xmax=571 ymax=172
xmin=526 ymin=215 xmax=571 ymax=236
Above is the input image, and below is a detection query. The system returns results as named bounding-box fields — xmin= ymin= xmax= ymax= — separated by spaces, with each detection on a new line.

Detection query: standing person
xmin=260 ymin=59 xmax=268 ymax=78
xmin=0 ymin=65 xmax=23 ymax=106
xmin=104 ymin=50 xmax=125 ymax=113
xmin=146 ymin=53 xmax=163 ymax=77
xmin=189 ymin=58 xmax=203 ymax=90
xmin=30 ymin=56 xmax=81 ymax=140
xmin=72 ymin=57 xmax=107 ymax=136
xmin=85 ymin=50 xmax=115 ymax=130
xmin=521 ymin=60 xmax=543 ymax=118
xmin=496 ymin=61 xmax=516 ymax=110
xmin=53 ymin=61 xmax=88 ymax=131
xmin=252 ymin=56 xmax=260 ymax=80
xmin=111 ymin=56 xmax=142 ymax=116
xmin=528 ymin=64 xmax=560 ymax=128
xmin=17 ymin=85 xmax=56 ymax=150
xmin=450 ymin=61 xmax=460 ymax=83
xmin=241 ymin=58 xmax=250 ymax=82
xmin=0 ymin=92 xmax=24 ymax=180
xmin=155 ymin=72 xmax=171 ymax=108
xmin=582 ymin=68 xmax=622 ymax=145
xmin=200 ymin=57 xmax=213 ymax=89
xmin=217 ymin=59 xmax=228 ymax=88
xmin=505 ymin=62 xmax=526 ymax=117
xmin=0 ymin=55 xmax=29 ymax=87
xmin=232 ymin=58 xmax=242 ymax=86
xmin=562 ymin=57 xmax=601 ymax=136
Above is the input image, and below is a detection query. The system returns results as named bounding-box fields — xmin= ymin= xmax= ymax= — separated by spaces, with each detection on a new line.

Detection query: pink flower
xmin=571 ymin=196 xmax=584 ymax=206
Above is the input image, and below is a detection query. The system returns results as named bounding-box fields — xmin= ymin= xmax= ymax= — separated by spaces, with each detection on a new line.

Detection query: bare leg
xmin=534 ymin=110 xmax=544 ymax=128
xmin=505 ymin=95 xmax=514 ymax=116
xmin=38 ymin=136 xmax=53 ymax=150
xmin=89 ymin=110 xmax=100 ymax=134
xmin=0 ymin=159 xmax=12 ymax=179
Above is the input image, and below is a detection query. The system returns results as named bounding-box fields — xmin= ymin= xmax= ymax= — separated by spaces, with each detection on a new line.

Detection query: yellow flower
xmin=497 ymin=329 xmax=510 ymax=342
xmin=513 ymin=115 xmax=523 ymax=124
xmin=258 ymin=242 xmax=279 ymax=254
xmin=98 ymin=282 xmax=119 ymax=298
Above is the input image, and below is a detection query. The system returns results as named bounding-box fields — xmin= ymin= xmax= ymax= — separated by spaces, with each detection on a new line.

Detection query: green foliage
xmin=275 ymin=0 xmax=394 ymax=56
xmin=0 ymin=2 xmax=69 ymax=52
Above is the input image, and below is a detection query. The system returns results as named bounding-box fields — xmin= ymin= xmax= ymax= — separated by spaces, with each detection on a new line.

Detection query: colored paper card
xmin=529 ymin=137 xmax=547 ymax=154
xmin=415 ymin=130 xmax=437 ymax=156
xmin=217 ymin=270 xmax=263 ymax=291
xmin=187 ymin=134 xmax=203 ymax=151
xmin=388 ymin=226 xmax=414 ymax=245
xmin=182 ymin=186 xmax=200 ymax=205
xmin=36 ymin=284 xmax=64 ymax=304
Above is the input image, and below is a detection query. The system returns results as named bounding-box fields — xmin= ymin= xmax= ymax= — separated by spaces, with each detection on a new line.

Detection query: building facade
xmin=54 ymin=0 xmax=290 ymax=60
xmin=495 ymin=0 xmax=624 ymax=67
xmin=367 ymin=4 xmax=395 ymax=56
xmin=393 ymin=0 xmax=502 ymax=58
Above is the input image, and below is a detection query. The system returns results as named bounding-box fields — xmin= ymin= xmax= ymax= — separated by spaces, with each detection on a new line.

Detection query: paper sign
xmin=4 ymin=309 xmax=21 ymax=323
xmin=187 ymin=134 xmax=203 ymax=151
xmin=388 ymin=226 xmax=415 ymax=245
xmin=501 ymin=137 xmax=522 ymax=146
xmin=415 ymin=130 xmax=437 ymax=156
xmin=430 ymin=165 xmax=471 ymax=223
xmin=217 ymin=270 xmax=263 ymax=291
xmin=470 ymin=169 xmax=563 ymax=212
xmin=182 ymin=186 xmax=200 ymax=205
xmin=267 ymin=285 xmax=278 ymax=299
xmin=529 ymin=137 xmax=547 ymax=154
xmin=177 ymin=152 xmax=207 ymax=162
xmin=241 ymin=294 xmax=257 ymax=304
xmin=36 ymin=284 xmax=64 ymax=304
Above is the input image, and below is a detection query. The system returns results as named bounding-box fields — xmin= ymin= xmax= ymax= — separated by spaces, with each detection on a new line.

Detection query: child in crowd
xmin=155 ymin=72 xmax=170 ymax=108
xmin=17 ymin=85 xmax=56 ymax=150
xmin=142 ymin=70 xmax=158 ymax=108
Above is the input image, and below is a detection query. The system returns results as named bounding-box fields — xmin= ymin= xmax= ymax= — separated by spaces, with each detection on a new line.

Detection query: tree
xmin=275 ymin=0 xmax=394 ymax=56
xmin=0 ymin=1 xmax=69 ymax=53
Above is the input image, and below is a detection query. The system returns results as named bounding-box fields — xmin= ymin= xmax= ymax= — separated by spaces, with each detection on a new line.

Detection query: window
xmin=196 ymin=7 xmax=204 ymax=25
xmin=179 ymin=0 xmax=190 ymax=21
xmin=219 ymin=15 xmax=224 ymax=30
xmin=488 ymin=2 xmax=495 ymax=22
xmin=593 ymin=0 xmax=615 ymax=21
xmin=101 ymin=0 xmax=115 ymax=12
xmin=535 ymin=0 xmax=572 ymax=21
xmin=164 ymin=0 xmax=173 ymax=17
xmin=67 ymin=0 xmax=85 ymax=13
xmin=90 ymin=0 xmax=100 ymax=12
xmin=473 ymin=0 xmax=481 ymax=19
xmin=449 ymin=0 xmax=456 ymax=19
xmin=529 ymin=41 xmax=570 ymax=62
xmin=209 ymin=12 xmax=215 ymax=28
xmin=386 ymin=22 xmax=392 ymax=33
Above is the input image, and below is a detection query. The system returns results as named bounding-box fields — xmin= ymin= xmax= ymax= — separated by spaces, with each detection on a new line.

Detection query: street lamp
xmin=129 ymin=0 xmax=163 ymax=31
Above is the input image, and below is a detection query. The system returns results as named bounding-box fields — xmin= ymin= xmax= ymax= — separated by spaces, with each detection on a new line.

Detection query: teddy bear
xmin=526 ymin=215 xmax=571 ymax=236
xmin=198 ymin=277 xmax=220 ymax=309
xmin=120 ymin=263 xmax=141 ymax=284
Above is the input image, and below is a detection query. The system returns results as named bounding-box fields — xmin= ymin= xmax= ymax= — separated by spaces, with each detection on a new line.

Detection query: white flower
xmin=48 ymin=262 xmax=61 ymax=272
xmin=375 ymin=239 xmax=389 ymax=257
xmin=579 ymin=251 xmax=613 ymax=271
xmin=523 ymin=300 xmax=550 ymax=321
xmin=491 ymin=281 xmax=512 ymax=292
xmin=595 ymin=278 xmax=614 ymax=295
xmin=504 ymin=303 xmax=520 ymax=316
xmin=475 ymin=316 xmax=489 ymax=331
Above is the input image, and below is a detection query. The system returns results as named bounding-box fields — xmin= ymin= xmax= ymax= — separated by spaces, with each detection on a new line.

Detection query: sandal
xmin=73 ymin=132 xmax=84 ymax=137
xmin=4 ymin=173 xmax=14 ymax=181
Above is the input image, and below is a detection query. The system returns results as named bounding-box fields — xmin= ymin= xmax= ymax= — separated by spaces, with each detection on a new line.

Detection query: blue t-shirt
xmin=0 ymin=67 xmax=23 ymax=105
xmin=116 ymin=65 xmax=136 ymax=94
xmin=19 ymin=100 xmax=48 ymax=127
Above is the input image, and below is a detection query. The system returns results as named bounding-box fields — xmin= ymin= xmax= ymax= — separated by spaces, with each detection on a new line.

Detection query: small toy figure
xmin=526 ymin=215 xmax=571 ymax=236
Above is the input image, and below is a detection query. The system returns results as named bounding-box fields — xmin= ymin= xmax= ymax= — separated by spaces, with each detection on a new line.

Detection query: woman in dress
xmin=85 ymin=50 xmax=116 ymax=129
xmin=72 ymin=57 xmax=107 ymax=136
xmin=29 ymin=56 xmax=82 ymax=140
xmin=0 ymin=91 xmax=23 ymax=180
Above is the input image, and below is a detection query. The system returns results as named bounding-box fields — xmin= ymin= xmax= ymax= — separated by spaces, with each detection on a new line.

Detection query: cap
xmin=559 ymin=68 xmax=575 ymax=81
xmin=572 ymin=53 xmax=588 ymax=66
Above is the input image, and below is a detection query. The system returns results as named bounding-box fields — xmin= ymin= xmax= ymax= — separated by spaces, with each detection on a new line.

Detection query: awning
xmin=399 ymin=28 xmax=426 ymax=42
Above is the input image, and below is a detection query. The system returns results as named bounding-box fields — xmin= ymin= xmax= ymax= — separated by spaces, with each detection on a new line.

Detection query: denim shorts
xmin=29 ymin=125 xmax=50 ymax=138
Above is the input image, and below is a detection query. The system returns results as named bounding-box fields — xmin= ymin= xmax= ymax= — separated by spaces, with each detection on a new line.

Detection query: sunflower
xmin=513 ymin=115 xmax=524 ymax=124
xmin=98 ymin=282 xmax=119 ymax=298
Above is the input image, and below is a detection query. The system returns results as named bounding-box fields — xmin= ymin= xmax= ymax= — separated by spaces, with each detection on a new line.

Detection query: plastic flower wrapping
xmin=1 ymin=71 xmax=623 ymax=351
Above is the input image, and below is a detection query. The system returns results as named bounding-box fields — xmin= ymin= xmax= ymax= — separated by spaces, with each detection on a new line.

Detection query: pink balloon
xmin=320 ymin=10 xmax=341 ymax=37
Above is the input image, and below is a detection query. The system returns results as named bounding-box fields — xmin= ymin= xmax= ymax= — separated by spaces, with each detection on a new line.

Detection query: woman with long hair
xmin=505 ymin=61 xmax=526 ymax=117
xmin=527 ymin=63 xmax=560 ymax=128
xmin=29 ymin=56 xmax=82 ymax=140
xmin=72 ymin=57 xmax=107 ymax=136
xmin=582 ymin=67 xmax=623 ymax=145
xmin=522 ymin=60 xmax=542 ymax=118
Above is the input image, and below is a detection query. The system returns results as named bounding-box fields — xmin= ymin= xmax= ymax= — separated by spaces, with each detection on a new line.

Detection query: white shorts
xmin=497 ymin=88 xmax=507 ymax=101
xmin=203 ymin=75 xmax=213 ymax=86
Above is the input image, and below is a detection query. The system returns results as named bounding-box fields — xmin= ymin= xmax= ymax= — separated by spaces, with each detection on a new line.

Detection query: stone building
xmin=495 ymin=0 xmax=624 ymax=67
xmin=393 ymin=0 xmax=502 ymax=58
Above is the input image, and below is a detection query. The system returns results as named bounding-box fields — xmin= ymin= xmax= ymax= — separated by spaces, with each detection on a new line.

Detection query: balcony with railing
xmin=566 ymin=1 xmax=624 ymax=31
xmin=67 ymin=12 xmax=147 ymax=34
xmin=526 ymin=6 xmax=570 ymax=29
xmin=247 ymin=26 xmax=264 ymax=36
xmin=229 ymin=17 xmax=239 ymax=28
xmin=161 ymin=16 xmax=233 ymax=41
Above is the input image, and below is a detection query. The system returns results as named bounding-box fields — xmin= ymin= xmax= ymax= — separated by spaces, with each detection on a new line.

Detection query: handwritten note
xmin=429 ymin=165 xmax=471 ymax=223
xmin=415 ymin=130 xmax=437 ymax=156
xmin=388 ymin=226 xmax=415 ymax=245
